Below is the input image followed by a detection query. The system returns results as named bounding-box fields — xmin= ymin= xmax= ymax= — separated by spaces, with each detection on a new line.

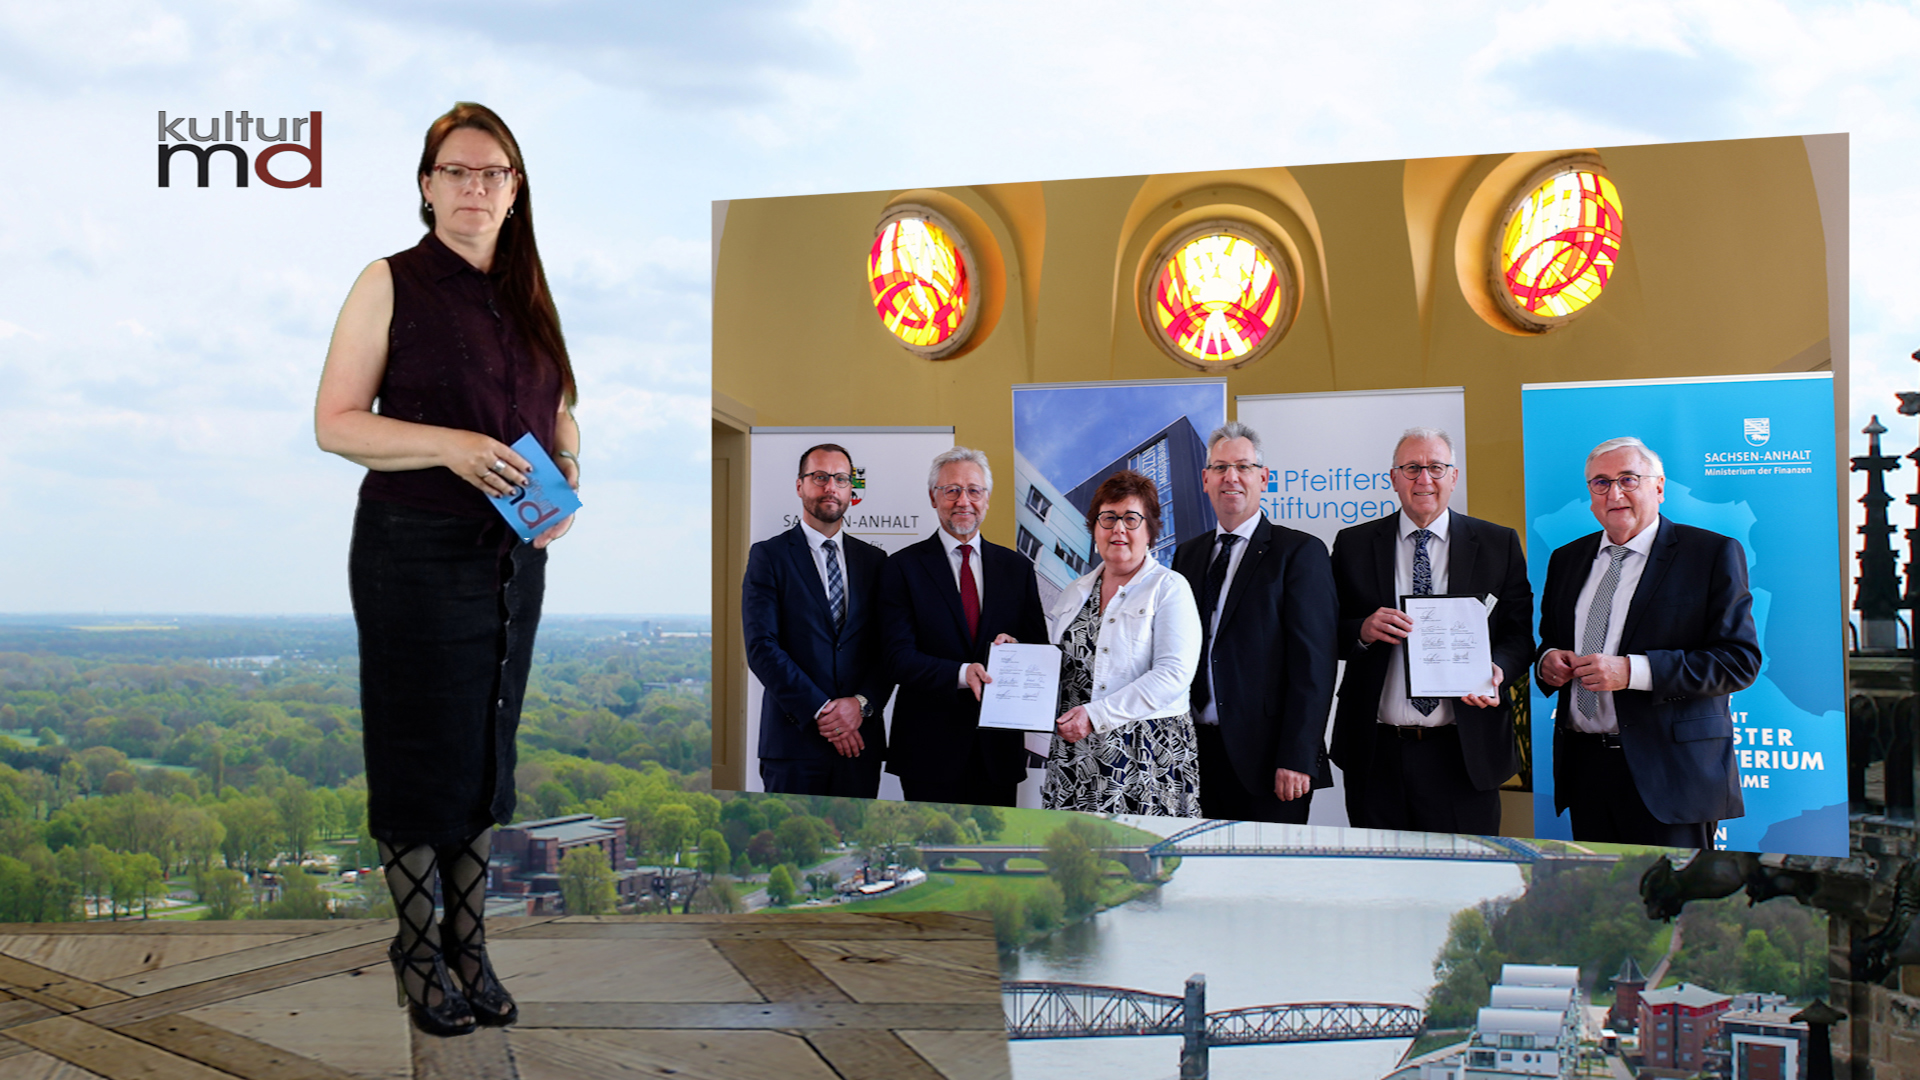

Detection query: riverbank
xmin=840 ymin=868 xmax=1166 ymax=946
xmin=837 ymin=811 xmax=1173 ymax=947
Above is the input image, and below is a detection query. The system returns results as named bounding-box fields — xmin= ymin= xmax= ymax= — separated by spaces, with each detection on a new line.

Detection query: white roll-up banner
xmin=1235 ymin=387 xmax=1468 ymax=552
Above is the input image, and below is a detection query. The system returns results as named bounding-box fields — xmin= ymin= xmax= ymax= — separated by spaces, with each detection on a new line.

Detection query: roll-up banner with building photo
xmin=1010 ymin=380 xmax=1227 ymax=612
xmin=1521 ymin=373 xmax=1845 ymax=856
xmin=1235 ymin=387 xmax=1468 ymax=552
xmin=742 ymin=426 xmax=956 ymax=795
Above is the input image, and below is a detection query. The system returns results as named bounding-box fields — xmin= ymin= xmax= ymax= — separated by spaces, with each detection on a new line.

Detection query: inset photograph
xmin=712 ymin=135 xmax=1846 ymax=856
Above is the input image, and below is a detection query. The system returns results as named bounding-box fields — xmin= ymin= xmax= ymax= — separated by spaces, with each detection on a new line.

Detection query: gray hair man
xmin=1535 ymin=436 xmax=1758 ymax=847
xmin=876 ymin=447 xmax=1045 ymax=807
xmin=1328 ymin=427 xmax=1535 ymax=834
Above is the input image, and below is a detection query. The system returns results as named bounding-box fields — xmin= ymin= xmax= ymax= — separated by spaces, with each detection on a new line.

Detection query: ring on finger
xmin=490 ymin=459 xmax=507 ymax=474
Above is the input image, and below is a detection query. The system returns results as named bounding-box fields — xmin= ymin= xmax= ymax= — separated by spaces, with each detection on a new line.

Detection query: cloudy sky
xmin=0 ymin=0 xmax=1913 ymax=615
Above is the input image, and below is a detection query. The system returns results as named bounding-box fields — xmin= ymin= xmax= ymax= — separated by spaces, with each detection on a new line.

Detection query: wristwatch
xmin=854 ymin=694 xmax=871 ymax=717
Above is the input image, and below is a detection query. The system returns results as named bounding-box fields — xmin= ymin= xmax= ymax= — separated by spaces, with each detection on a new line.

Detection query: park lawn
xmin=1559 ymin=841 xmax=1683 ymax=858
xmin=837 ymin=873 xmax=1032 ymax=914
xmin=836 ymin=870 xmax=1151 ymax=916
xmin=990 ymin=808 xmax=1160 ymax=849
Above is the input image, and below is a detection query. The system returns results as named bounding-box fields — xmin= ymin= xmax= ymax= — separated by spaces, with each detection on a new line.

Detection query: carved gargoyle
xmin=1640 ymin=851 xmax=1755 ymax=920
xmin=1639 ymin=850 xmax=1848 ymax=921
xmin=1852 ymin=858 xmax=1920 ymax=985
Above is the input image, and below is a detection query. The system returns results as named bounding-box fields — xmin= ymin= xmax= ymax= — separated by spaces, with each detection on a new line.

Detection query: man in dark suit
xmin=1536 ymin=437 xmax=1759 ymax=848
xmin=878 ymin=447 xmax=1046 ymax=807
xmin=1173 ymin=422 xmax=1337 ymax=823
xmin=742 ymin=443 xmax=893 ymax=797
xmin=1330 ymin=427 xmax=1534 ymax=835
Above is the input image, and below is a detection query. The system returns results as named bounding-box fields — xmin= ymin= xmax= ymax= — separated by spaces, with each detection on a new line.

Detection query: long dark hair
xmin=417 ymin=103 xmax=577 ymax=406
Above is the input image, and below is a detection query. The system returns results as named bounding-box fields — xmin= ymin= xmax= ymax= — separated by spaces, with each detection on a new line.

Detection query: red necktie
xmin=957 ymin=543 xmax=980 ymax=639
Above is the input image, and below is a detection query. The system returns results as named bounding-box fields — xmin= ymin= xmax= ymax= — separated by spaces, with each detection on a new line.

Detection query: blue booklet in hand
xmin=490 ymin=433 xmax=582 ymax=542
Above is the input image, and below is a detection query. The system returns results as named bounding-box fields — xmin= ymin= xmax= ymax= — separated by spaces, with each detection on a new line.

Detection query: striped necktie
xmin=822 ymin=539 xmax=846 ymax=630
xmin=1411 ymin=529 xmax=1437 ymax=715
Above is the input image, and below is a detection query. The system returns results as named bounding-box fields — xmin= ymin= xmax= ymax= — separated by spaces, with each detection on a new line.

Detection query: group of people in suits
xmin=743 ymin=444 xmax=1042 ymax=807
xmin=742 ymin=425 xmax=1759 ymax=849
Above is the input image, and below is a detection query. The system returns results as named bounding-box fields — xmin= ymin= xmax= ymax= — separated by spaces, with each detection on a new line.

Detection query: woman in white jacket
xmin=1041 ymin=470 xmax=1202 ymax=814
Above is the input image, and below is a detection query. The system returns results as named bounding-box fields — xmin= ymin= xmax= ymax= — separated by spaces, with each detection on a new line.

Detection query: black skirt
xmin=349 ymin=498 xmax=546 ymax=846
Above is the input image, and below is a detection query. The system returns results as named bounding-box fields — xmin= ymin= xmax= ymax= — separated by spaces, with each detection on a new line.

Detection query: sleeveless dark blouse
xmin=359 ymin=232 xmax=561 ymax=519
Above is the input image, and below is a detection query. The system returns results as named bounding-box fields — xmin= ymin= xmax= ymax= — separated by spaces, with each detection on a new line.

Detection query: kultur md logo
xmin=157 ymin=111 xmax=321 ymax=188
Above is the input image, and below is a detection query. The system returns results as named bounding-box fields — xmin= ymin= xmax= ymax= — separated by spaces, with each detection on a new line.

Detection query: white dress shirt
xmin=1567 ymin=516 xmax=1659 ymax=734
xmin=799 ymin=520 xmax=850 ymax=718
xmin=937 ymin=527 xmax=985 ymax=688
xmin=1377 ymin=509 xmax=1453 ymax=728
xmin=1195 ymin=514 xmax=1262 ymax=727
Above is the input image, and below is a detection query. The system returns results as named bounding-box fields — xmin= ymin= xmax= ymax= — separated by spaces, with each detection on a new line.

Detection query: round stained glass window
xmin=1495 ymin=161 xmax=1624 ymax=330
xmin=1144 ymin=223 xmax=1293 ymax=370
xmin=867 ymin=206 xmax=976 ymax=358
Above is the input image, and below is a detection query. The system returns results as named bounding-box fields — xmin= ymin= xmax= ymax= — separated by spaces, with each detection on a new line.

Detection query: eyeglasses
xmin=1095 ymin=511 xmax=1147 ymax=531
xmin=1204 ymin=463 xmax=1265 ymax=478
xmin=1588 ymin=473 xmax=1655 ymax=495
xmin=430 ymin=164 xmax=517 ymax=190
xmin=1393 ymin=463 xmax=1454 ymax=480
xmin=800 ymin=471 xmax=854 ymax=488
xmin=935 ymin=485 xmax=989 ymax=501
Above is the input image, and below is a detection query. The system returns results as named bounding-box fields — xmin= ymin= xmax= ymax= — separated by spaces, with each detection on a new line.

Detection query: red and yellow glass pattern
xmin=1150 ymin=233 xmax=1283 ymax=364
xmin=868 ymin=215 xmax=970 ymax=350
xmin=1499 ymin=169 xmax=1624 ymax=321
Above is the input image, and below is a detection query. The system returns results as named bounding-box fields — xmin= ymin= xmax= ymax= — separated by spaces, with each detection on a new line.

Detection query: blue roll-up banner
xmin=1522 ymin=373 xmax=1844 ymax=856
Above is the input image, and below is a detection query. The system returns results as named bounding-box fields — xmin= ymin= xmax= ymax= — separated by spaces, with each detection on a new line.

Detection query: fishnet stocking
xmin=436 ymin=828 xmax=516 ymax=1024
xmin=378 ymin=841 xmax=460 ymax=1018
xmin=436 ymin=831 xmax=490 ymax=983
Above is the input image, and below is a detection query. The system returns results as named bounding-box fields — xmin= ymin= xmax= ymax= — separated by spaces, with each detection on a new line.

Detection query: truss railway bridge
xmin=1004 ymin=973 xmax=1424 ymax=1079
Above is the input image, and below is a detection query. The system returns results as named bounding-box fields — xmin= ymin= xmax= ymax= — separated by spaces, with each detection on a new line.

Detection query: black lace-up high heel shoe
xmin=440 ymin=924 xmax=518 ymax=1026
xmin=388 ymin=939 xmax=477 ymax=1037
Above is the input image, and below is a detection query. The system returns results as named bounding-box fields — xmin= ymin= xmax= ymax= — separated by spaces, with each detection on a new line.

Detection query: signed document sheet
xmin=977 ymin=643 xmax=1062 ymax=733
xmin=1399 ymin=594 xmax=1496 ymax=698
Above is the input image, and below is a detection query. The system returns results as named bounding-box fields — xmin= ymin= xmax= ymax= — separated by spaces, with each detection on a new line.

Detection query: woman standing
xmin=1041 ymin=470 xmax=1201 ymax=815
xmin=315 ymin=104 xmax=579 ymax=1037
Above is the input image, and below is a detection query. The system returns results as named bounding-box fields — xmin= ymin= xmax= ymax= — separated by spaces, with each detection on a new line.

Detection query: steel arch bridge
xmin=1143 ymin=820 xmax=1612 ymax=867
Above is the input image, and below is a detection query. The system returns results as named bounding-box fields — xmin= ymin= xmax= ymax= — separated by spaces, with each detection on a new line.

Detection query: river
xmin=1002 ymin=818 xmax=1526 ymax=1080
